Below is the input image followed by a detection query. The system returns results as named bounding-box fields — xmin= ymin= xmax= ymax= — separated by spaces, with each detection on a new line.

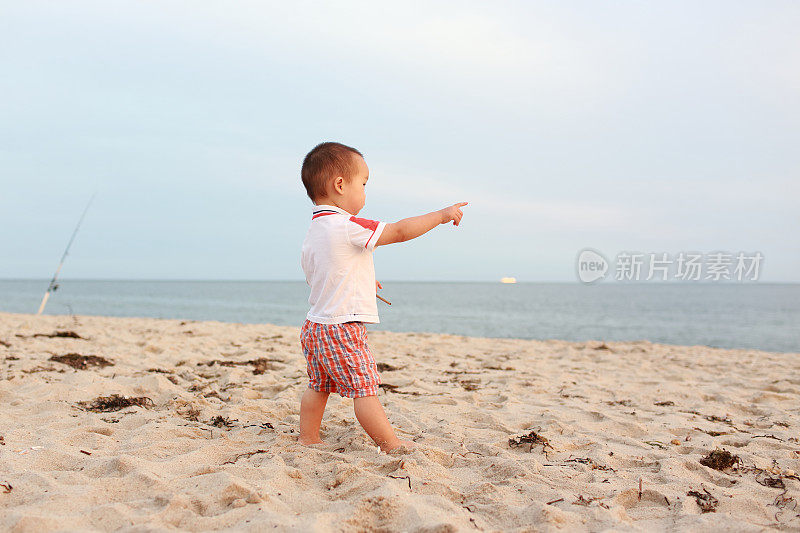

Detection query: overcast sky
xmin=1 ymin=1 xmax=798 ymax=282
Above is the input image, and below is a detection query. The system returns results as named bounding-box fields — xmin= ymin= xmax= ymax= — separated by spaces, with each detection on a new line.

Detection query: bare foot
xmin=298 ymin=436 xmax=324 ymax=446
xmin=383 ymin=439 xmax=417 ymax=453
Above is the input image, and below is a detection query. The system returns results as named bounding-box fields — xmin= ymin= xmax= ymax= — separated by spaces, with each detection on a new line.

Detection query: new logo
xmin=576 ymin=248 xmax=609 ymax=283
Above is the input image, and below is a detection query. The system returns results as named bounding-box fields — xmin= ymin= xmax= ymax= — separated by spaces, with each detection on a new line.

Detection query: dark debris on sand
xmin=180 ymin=406 xmax=202 ymax=422
xmin=509 ymin=430 xmax=553 ymax=453
xmin=379 ymin=383 xmax=421 ymax=395
xmin=254 ymin=334 xmax=283 ymax=342
xmin=49 ymin=353 xmax=114 ymax=370
xmin=756 ymin=474 xmax=786 ymax=490
xmin=22 ymin=365 xmax=63 ymax=374
xmin=78 ymin=394 xmax=155 ymax=412
xmin=201 ymin=358 xmax=276 ymax=375
xmin=564 ymin=456 xmax=616 ymax=472
xmin=147 ymin=368 xmax=179 ymax=384
xmin=19 ymin=330 xmax=87 ymax=340
xmin=459 ymin=378 xmax=480 ymax=391
xmin=704 ymin=414 xmax=734 ymax=425
xmin=700 ymin=449 xmax=740 ymax=471
xmin=147 ymin=367 xmax=173 ymax=374
xmin=688 ymin=487 xmax=719 ymax=513
xmin=694 ymin=427 xmax=729 ymax=437
xmin=482 ymin=364 xmax=515 ymax=371
xmin=209 ymin=415 xmax=237 ymax=428
xmin=222 ymin=449 xmax=268 ymax=464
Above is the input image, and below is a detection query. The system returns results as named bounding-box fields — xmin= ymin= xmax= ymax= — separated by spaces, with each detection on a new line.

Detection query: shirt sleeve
xmin=345 ymin=215 xmax=387 ymax=252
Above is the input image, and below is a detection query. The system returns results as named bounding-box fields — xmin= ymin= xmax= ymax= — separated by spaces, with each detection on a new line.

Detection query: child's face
xmin=339 ymin=155 xmax=369 ymax=216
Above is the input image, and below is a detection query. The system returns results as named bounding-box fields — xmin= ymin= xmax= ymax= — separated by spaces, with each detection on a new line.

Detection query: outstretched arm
xmin=375 ymin=202 xmax=468 ymax=246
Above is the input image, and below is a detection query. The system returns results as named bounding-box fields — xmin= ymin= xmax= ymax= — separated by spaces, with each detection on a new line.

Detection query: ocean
xmin=1 ymin=280 xmax=797 ymax=353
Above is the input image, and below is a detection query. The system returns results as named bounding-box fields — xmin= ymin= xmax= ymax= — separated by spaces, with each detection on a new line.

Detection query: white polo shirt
xmin=301 ymin=204 xmax=387 ymax=324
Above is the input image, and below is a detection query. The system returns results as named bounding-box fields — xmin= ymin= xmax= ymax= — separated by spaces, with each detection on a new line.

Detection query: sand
xmin=1 ymin=311 xmax=798 ymax=532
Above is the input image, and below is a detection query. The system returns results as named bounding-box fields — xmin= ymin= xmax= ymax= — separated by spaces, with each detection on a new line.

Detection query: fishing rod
xmin=36 ymin=192 xmax=96 ymax=315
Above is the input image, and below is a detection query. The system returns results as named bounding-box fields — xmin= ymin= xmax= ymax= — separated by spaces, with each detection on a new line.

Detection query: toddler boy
xmin=298 ymin=141 xmax=467 ymax=452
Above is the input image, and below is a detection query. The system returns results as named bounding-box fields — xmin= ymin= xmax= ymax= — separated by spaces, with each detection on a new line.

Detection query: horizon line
xmin=1 ymin=278 xmax=799 ymax=285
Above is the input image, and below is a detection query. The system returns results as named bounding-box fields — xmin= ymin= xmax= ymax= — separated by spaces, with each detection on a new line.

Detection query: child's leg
xmin=299 ymin=388 xmax=330 ymax=444
xmin=353 ymin=395 xmax=415 ymax=452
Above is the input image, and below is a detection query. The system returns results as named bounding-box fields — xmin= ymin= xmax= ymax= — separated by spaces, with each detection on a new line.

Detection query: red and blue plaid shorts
xmin=300 ymin=319 xmax=382 ymax=399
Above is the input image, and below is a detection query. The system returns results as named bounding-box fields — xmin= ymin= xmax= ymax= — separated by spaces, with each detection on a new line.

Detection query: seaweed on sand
xmin=482 ymin=365 xmax=515 ymax=371
xmin=78 ymin=394 xmax=155 ymax=412
xmin=222 ymin=449 xmax=268 ymax=464
xmin=699 ymin=449 xmax=740 ymax=471
xmin=694 ymin=427 xmax=730 ymax=437
xmin=756 ymin=475 xmax=786 ymax=490
xmin=564 ymin=457 xmax=616 ymax=472
xmin=49 ymin=353 xmax=113 ymax=370
xmin=573 ymin=494 xmax=602 ymax=506
xmin=509 ymin=430 xmax=553 ymax=454
xmin=704 ymin=414 xmax=734 ymax=424
xmin=459 ymin=378 xmax=480 ymax=391
xmin=22 ymin=365 xmax=60 ymax=374
xmin=25 ymin=330 xmax=87 ymax=339
xmin=737 ymin=458 xmax=799 ymax=492
xmin=180 ymin=405 xmax=202 ymax=422
xmin=209 ymin=415 xmax=237 ymax=428
xmin=147 ymin=367 xmax=173 ymax=374
xmin=202 ymin=358 xmax=275 ymax=375
xmin=687 ymin=487 xmax=718 ymax=513
xmin=379 ymin=383 xmax=420 ymax=396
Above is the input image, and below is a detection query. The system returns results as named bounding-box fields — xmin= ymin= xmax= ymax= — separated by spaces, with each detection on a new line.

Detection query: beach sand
xmin=1 ymin=311 xmax=798 ymax=532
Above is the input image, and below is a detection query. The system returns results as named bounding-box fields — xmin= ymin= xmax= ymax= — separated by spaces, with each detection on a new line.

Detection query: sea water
xmin=1 ymin=280 xmax=797 ymax=353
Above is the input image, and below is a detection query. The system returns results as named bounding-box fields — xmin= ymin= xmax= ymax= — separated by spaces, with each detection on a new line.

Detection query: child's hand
xmin=375 ymin=280 xmax=391 ymax=304
xmin=439 ymin=202 xmax=468 ymax=226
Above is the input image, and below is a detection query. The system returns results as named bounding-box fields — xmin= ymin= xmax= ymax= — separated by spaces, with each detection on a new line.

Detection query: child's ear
xmin=333 ymin=176 xmax=344 ymax=194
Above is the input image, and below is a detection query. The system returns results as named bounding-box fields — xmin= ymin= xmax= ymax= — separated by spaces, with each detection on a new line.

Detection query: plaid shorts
xmin=300 ymin=319 xmax=382 ymax=399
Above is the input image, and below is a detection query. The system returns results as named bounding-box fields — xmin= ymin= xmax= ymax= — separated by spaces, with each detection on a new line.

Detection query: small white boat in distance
xmin=500 ymin=277 xmax=517 ymax=284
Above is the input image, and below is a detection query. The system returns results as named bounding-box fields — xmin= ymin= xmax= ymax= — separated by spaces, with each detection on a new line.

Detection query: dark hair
xmin=301 ymin=142 xmax=363 ymax=202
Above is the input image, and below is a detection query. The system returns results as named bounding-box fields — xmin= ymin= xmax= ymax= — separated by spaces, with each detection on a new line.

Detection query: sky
xmin=1 ymin=1 xmax=798 ymax=282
